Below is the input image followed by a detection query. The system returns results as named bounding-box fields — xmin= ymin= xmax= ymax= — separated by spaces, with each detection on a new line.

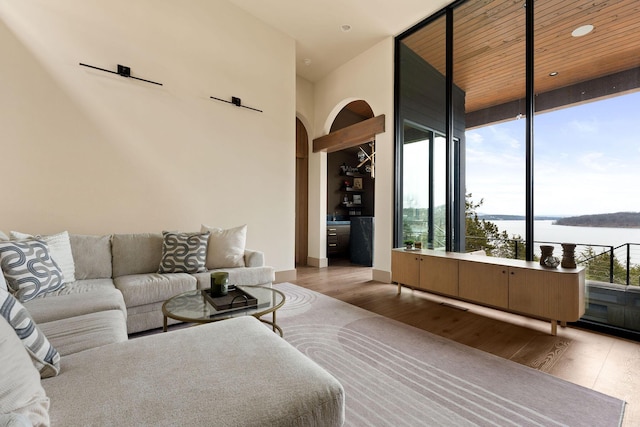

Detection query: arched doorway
xmin=295 ymin=117 xmax=309 ymax=266
xmin=326 ymin=100 xmax=376 ymax=266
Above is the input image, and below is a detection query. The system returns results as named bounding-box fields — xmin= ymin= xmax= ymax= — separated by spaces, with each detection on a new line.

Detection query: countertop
xmin=326 ymin=221 xmax=351 ymax=226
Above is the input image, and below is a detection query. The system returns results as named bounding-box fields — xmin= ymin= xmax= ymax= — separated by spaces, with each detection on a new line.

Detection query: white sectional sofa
xmin=0 ymin=229 xmax=345 ymax=427
xmin=69 ymin=231 xmax=275 ymax=334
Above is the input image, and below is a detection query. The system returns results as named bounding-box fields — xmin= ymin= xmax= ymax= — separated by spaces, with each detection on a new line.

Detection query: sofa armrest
xmin=0 ymin=413 xmax=33 ymax=427
xmin=244 ymin=249 xmax=264 ymax=267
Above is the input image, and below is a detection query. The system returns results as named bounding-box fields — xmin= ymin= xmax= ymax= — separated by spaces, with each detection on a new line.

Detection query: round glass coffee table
xmin=162 ymin=285 xmax=285 ymax=336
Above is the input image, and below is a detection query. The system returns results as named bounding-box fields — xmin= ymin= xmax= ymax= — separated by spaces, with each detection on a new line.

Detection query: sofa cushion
xmin=0 ymin=230 xmax=8 ymax=241
xmin=23 ymin=287 xmax=126 ymax=325
xmin=244 ymin=249 xmax=265 ymax=268
xmin=39 ymin=310 xmax=127 ymax=356
xmin=201 ymin=224 xmax=247 ymax=269
xmin=0 ymin=317 xmax=50 ymax=427
xmin=125 ymin=302 xmax=178 ymax=334
xmin=111 ymin=233 xmax=163 ymax=277
xmin=0 ymin=289 xmax=60 ymax=378
xmin=0 ymin=413 xmax=33 ymax=427
xmin=158 ymin=231 xmax=209 ymax=274
xmin=10 ymin=231 xmax=76 ymax=283
xmin=39 ymin=278 xmax=116 ymax=297
xmin=0 ymin=240 xmax=65 ymax=302
xmin=42 ymin=317 xmax=345 ymax=427
xmin=69 ymin=234 xmax=112 ymax=280
xmin=114 ymin=273 xmax=196 ymax=307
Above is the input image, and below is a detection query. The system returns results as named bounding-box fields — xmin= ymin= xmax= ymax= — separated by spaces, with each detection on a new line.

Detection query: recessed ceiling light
xmin=340 ymin=24 xmax=352 ymax=32
xmin=549 ymin=71 xmax=559 ymax=76
xmin=572 ymin=24 xmax=594 ymax=37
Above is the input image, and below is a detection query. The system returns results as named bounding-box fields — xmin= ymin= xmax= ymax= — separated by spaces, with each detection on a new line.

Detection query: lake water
xmin=492 ymin=220 xmax=640 ymax=263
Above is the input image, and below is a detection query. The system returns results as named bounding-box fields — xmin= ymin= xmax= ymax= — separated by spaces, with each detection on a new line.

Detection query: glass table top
xmin=162 ymin=285 xmax=285 ymax=323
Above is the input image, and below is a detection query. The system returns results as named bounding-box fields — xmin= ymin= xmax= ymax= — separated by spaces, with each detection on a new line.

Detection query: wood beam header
xmin=313 ymin=115 xmax=385 ymax=153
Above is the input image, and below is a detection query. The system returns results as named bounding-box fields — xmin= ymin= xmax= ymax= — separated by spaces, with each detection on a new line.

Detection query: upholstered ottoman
xmin=42 ymin=317 xmax=345 ymax=426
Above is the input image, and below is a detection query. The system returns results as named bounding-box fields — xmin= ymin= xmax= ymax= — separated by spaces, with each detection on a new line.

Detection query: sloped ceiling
xmin=226 ymin=0 xmax=452 ymax=82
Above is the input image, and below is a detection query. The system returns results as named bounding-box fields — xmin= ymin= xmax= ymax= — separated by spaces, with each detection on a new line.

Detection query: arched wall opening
xmin=324 ymin=100 xmax=377 ymax=266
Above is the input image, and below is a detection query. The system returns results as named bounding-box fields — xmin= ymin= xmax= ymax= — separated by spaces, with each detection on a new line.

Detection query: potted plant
xmin=404 ymin=240 xmax=414 ymax=250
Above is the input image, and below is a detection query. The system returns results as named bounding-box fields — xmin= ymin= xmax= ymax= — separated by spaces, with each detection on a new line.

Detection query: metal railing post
xmin=609 ymin=246 xmax=614 ymax=283
xmin=627 ymin=243 xmax=631 ymax=286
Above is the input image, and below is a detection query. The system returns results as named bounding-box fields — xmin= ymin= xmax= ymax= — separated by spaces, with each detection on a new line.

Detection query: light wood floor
xmin=290 ymin=262 xmax=640 ymax=426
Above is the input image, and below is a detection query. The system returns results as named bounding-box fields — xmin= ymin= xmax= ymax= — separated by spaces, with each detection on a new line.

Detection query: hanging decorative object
xmin=357 ymin=141 xmax=376 ymax=178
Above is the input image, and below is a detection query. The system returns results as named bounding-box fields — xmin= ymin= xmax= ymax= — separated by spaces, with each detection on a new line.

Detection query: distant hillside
xmin=554 ymin=212 xmax=640 ymax=228
xmin=478 ymin=214 xmax=562 ymax=221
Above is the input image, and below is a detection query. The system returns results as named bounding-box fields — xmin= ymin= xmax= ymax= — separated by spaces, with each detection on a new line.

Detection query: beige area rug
xmin=274 ymin=282 xmax=625 ymax=427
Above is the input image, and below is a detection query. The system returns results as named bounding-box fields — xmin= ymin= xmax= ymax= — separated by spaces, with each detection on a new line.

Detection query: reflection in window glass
xmin=402 ymin=124 xmax=448 ymax=249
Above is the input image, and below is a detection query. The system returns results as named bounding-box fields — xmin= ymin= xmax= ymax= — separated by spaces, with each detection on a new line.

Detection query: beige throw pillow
xmin=10 ymin=231 xmax=76 ymax=283
xmin=201 ymin=224 xmax=247 ymax=269
xmin=0 ymin=317 xmax=51 ymax=427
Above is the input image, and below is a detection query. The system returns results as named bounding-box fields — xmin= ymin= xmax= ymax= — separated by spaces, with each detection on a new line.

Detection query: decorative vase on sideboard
xmin=561 ymin=243 xmax=577 ymax=268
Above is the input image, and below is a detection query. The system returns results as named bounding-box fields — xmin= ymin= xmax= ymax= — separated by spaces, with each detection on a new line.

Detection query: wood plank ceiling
xmin=402 ymin=0 xmax=640 ymax=114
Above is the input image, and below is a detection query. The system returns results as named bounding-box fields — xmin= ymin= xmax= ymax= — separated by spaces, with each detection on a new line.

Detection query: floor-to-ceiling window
xmin=531 ymin=2 xmax=640 ymax=334
xmin=396 ymin=13 xmax=465 ymax=252
xmin=396 ymin=0 xmax=640 ymax=337
xmin=454 ymin=0 xmax=526 ymax=254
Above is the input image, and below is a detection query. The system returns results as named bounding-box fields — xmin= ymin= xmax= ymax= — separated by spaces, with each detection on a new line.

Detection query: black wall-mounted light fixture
xmin=210 ymin=95 xmax=262 ymax=113
xmin=117 ymin=64 xmax=131 ymax=77
xmin=79 ymin=63 xmax=163 ymax=86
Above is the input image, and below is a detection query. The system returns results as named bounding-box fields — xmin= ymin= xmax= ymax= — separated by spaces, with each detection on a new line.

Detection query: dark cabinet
xmin=327 ymin=224 xmax=350 ymax=257
xmin=350 ymin=217 xmax=373 ymax=266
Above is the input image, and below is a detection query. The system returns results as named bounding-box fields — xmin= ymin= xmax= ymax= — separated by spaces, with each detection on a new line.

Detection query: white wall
xmin=0 ymin=0 xmax=296 ymax=275
xmin=296 ymin=76 xmax=314 ymax=132
xmin=295 ymin=76 xmax=326 ymax=266
xmin=312 ymin=38 xmax=395 ymax=280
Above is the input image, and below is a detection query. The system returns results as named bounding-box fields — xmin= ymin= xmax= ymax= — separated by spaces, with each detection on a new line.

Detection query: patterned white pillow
xmin=10 ymin=230 xmax=76 ymax=283
xmin=0 ymin=288 xmax=61 ymax=378
xmin=158 ymin=231 xmax=210 ymax=274
xmin=0 ymin=317 xmax=51 ymax=426
xmin=0 ymin=240 xmax=65 ymax=301
xmin=201 ymin=224 xmax=247 ymax=269
xmin=0 ymin=266 xmax=6 ymax=292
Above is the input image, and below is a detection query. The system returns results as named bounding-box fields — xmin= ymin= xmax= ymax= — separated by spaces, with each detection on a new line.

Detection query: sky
xmin=465 ymin=90 xmax=640 ymax=217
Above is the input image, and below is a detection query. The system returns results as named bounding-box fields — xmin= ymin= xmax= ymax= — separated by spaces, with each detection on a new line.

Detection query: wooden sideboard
xmin=391 ymin=248 xmax=585 ymax=335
